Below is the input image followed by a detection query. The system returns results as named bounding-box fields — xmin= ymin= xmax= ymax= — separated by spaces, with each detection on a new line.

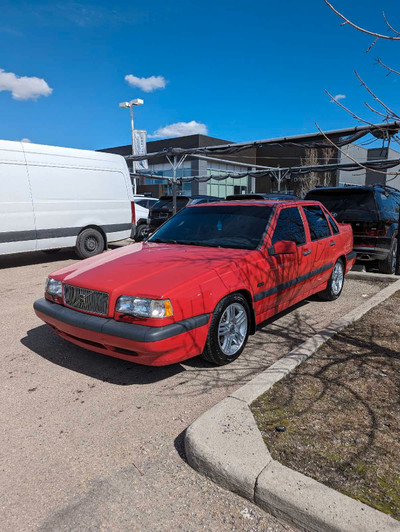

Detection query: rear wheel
xmin=318 ymin=259 xmax=344 ymax=301
xmin=75 ymin=228 xmax=105 ymax=259
xmin=201 ymin=293 xmax=250 ymax=365
xmin=378 ymin=239 xmax=397 ymax=274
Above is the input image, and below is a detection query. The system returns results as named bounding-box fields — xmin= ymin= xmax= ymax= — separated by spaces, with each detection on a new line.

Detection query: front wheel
xmin=318 ymin=259 xmax=344 ymax=301
xmin=201 ymin=293 xmax=250 ymax=365
xmin=75 ymin=228 xmax=105 ymax=259
xmin=135 ymin=224 xmax=149 ymax=242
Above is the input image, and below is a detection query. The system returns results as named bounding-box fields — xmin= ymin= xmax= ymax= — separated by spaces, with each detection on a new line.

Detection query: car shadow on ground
xmin=21 ymin=325 xmax=183 ymax=385
xmin=0 ymin=249 xmax=77 ymax=269
xmin=22 ymin=297 xmax=318 ymax=387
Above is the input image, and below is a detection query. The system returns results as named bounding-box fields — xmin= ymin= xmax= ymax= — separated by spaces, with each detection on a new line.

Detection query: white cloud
xmin=331 ymin=93 xmax=346 ymax=103
xmin=149 ymin=121 xmax=208 ymax=139
xmin=20 ymin=138 xmax=31 ymax=143
xmin=0 ymin=69 xmax=52 ymax=100
xmin=125 ymin=74 xmax=166 ymax=93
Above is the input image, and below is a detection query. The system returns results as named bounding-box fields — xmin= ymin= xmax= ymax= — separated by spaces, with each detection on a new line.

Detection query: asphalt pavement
xmin=0 ymin=248 xmax=388 ymax=531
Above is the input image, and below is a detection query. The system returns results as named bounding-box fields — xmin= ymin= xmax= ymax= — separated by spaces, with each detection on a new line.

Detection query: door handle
xmin=303 ymin=249 xmax=311 ymax=256
xmin=329 ymin=240 xmax=336 ymax=246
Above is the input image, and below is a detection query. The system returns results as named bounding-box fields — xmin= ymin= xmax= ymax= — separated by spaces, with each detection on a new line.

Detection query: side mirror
xmin=268 ymin=240 xmax=297 ymax=256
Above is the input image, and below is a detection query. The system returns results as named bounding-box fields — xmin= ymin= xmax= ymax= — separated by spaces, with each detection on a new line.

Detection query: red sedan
xmin=34 ymin=200 xmax=355 ymax=366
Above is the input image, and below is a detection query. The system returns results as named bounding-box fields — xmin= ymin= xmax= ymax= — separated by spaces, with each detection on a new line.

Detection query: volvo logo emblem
xmin=79 ymin=292 xmax=89 ymax=302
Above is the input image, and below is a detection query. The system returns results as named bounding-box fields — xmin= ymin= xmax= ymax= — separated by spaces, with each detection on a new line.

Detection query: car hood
xmin=51 ymin=242 xmax=252 ymax=300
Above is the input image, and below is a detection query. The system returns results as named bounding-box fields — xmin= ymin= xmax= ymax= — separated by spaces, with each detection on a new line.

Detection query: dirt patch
xmin=251 ymin=291 xmax=400 ymax=520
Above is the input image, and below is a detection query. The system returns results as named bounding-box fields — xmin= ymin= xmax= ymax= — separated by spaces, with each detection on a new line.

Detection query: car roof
xmin=188 ymin=199 xmax=315 ymax=208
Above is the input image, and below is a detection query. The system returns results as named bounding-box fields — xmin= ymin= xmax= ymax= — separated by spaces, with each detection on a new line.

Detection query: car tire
xmin=75 ymin=228 xmax=105 ymax=259
xmin=378 ymin=238 xmax=397 ymax=274
xmin=201 ymin=293 xmax=250 ymax=365
xmin=135 ymin=224 xmax=149 ymax=242
xmin=318 ymin=259 xmax=345 ymax=301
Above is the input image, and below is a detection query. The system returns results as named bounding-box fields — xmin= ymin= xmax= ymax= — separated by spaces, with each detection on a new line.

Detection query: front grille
xmin=64 ymin=285 xmax=109 ymax=316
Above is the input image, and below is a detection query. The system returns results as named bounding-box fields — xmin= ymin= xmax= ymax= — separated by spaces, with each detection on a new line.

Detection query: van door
xmin=0 ymin=141 xmax=36 ymax=255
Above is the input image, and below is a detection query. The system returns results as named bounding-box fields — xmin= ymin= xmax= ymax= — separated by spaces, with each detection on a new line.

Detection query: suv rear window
xmin=305 ymin=189 xmax=378 ymax=222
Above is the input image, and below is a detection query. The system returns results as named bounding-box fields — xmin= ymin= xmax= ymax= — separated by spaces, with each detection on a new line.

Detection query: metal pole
xmin=130 ymin=105 xmax=137 ymax=195
xmin=396 ymin=207 xmax=400 ymax=275
xmin=172 ymin=155 xmax=177 ymax=215
xmin=277 ymin=167 xmax=281 ymax=192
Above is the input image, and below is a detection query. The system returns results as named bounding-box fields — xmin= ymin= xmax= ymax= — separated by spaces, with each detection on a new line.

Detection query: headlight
xmin=115 ymin=296 xmax=173 ymax=318
xmin=45 ymin=277 xmax=63 ymax=298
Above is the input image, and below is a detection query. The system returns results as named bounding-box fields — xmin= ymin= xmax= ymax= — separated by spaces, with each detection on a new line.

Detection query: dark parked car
xmin=148 ymin=195 xmax=221 ymax=231
xmin=305 ymin=185 xmax=400 ymax=273
xmin=226 ymin=193 xmax=299 ymax=201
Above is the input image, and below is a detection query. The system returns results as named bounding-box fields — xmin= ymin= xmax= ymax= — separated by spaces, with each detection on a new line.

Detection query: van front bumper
xmin=33 ymin=298 xmax=210 ymax=366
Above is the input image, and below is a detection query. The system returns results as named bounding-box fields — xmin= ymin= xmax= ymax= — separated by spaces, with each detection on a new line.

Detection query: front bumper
xmin=34 ymin=298 xmax=210 ymax=366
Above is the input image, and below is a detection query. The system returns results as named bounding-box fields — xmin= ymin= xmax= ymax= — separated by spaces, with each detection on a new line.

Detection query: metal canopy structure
xmin=126 ymin=121 xmax=400 ymax=163
xmin=126 ymin=121 xmax=400 ymax=212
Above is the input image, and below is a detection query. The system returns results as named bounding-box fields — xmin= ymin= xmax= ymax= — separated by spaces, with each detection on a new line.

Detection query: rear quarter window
xmin=303 ymin=205 xmax=331 ymax=241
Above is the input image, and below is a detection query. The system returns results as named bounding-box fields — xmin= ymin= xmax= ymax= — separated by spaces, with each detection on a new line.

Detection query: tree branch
xmin=324 ymin=1 xmax=400 ymax=40
xmin=314 ymin=122 xmax=400 ymax=176
xmin=355 ymin=71 xmax=400 ymax=120
xmin=376 ymin=58 xmax=400 ymax=77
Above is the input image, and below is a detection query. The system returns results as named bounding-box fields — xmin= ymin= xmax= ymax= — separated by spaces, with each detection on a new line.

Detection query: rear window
xmin=305 ymin=190 xmax=378 ymax=222
xmin=150 ymin=197 xmax=189 ymax=211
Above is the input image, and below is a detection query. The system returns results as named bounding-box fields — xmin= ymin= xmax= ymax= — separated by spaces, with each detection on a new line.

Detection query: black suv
xmin=148 ymin=195 xmax=221 ymax=232
xmin=305 ymin=185 xmax=400 ymax=273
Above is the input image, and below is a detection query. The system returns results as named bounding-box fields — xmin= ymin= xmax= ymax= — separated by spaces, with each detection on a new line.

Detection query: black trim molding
xmin=254 ymin=262 xmax=333 ymax=302
xmin=34 ymin=298 xmax=210 ymax=343
xmin=0 ymin=223 xmax=132 ymax=244
xmin=346 ymin=251 xmax=356 ymax=261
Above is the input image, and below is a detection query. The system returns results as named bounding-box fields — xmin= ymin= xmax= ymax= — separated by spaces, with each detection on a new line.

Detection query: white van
xmin=0 ymin=140 xmax=134 ymax=258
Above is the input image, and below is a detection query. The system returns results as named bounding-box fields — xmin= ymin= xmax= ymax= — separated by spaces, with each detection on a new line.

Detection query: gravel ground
xmin=0 ymin=249 xmax=389 ymax=531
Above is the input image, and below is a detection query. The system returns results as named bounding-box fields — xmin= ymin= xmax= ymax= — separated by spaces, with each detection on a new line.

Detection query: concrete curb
xmin=185 ymin=279 xmax=400 ymax=531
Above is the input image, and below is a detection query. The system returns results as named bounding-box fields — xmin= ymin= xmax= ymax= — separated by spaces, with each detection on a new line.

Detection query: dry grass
xmin=251 ymin=292 xmax=400 ymax=520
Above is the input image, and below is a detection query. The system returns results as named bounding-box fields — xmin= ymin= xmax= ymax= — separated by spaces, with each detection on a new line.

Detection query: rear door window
xmin=303 ymin=206 xmax=331 ymax=241
xmin=326 ymin=212 xmax=339 ymax=234
xmin=272 ymin=207 xmax=306 ymax=245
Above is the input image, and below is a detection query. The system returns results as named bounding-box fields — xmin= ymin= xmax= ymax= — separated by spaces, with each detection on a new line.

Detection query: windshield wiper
xmin=151 ymin=238 xmax=178 ymax=244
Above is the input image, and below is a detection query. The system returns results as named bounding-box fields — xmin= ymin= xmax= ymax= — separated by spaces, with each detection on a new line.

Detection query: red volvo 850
xmin=34 ymin=200 xmax=355 ymax=366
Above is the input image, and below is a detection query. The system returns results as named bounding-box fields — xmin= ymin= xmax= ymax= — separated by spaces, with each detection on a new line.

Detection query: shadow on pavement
xmin=0 ymin=249 xmax=77 ymax=269
xmin=21 ymin=325 xmax=183 ymax=385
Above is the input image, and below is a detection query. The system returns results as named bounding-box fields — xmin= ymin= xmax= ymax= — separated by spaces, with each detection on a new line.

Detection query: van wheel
xmin=201 ymin=293 xmax=250 ymax=365
xmin=75 ymin=228 xmax=105 ymax=259
xmin=318 ymin=259 xmax=344 ymax=301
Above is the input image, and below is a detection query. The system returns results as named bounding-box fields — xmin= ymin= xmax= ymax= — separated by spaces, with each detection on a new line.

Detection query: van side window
xmin=272 ymin=207 xmax=306 ymax=245
xmin=303 ymin=206 xmax=331 ymax=241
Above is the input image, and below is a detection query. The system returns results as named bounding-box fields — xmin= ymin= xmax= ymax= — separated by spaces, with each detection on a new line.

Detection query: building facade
xmin=101 ymin=130 xmax=400 ymax=197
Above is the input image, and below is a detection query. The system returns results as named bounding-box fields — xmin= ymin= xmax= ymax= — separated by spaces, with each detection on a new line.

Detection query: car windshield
xmin=151 ymin=197 xmax=189 ymax=211
xmin=148 ymin=205 xmax=273 ymax=250
xmin=306 ymin=190 xmax=378 ymax=222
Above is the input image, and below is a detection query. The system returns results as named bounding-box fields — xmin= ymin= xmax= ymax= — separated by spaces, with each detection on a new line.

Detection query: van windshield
xmin=306 ymin=190 xmax=378 ymax=222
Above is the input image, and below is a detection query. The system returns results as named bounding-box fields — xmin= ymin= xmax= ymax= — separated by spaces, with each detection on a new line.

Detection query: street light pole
xmin=119 ymin=98 xmax=144 ymax=195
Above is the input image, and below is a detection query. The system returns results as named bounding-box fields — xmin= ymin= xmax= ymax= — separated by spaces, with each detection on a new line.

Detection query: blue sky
xmin=1 ymin=0 xmax=400 ymax=150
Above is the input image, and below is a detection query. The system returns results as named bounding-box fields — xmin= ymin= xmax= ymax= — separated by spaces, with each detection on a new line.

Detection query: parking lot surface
xmin=0 ymin=249 xmax=387 ymax=531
